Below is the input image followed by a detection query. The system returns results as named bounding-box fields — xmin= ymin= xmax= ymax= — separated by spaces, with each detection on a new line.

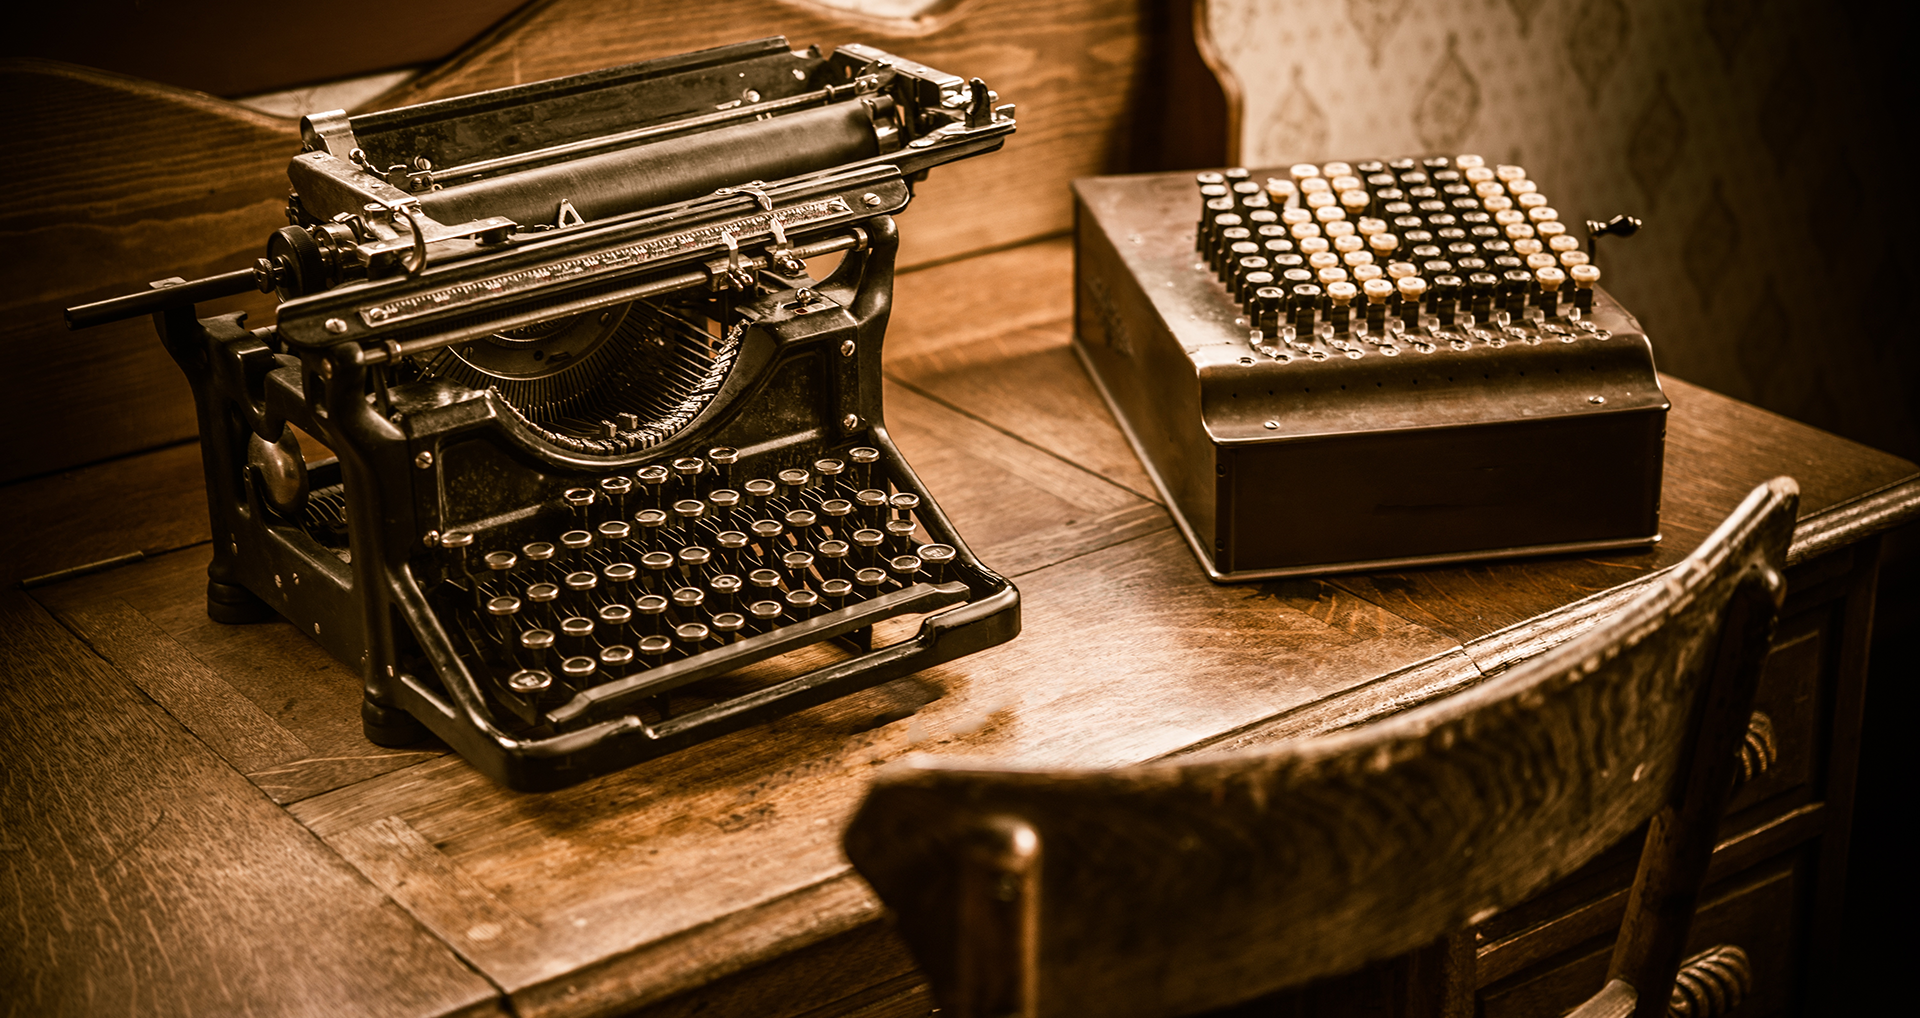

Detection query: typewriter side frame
xmin=156 ymin=217 xmax=1020 ymax=791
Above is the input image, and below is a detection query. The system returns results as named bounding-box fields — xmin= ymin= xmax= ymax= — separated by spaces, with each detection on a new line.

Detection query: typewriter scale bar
xmin=1074 ymin=162 xmax=1667 ymax=582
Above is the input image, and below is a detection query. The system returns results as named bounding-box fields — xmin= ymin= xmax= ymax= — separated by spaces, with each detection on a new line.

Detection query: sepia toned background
xmin=1207 ymin=0 xmax=1916 ymax=462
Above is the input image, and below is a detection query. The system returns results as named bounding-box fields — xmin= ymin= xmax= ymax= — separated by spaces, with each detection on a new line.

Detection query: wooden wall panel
xmin=0 ymin=0 xmax=1146 ymax=483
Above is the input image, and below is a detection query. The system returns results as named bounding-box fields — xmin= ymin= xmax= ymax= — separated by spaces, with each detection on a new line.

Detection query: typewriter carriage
xmin=89 ymin=37 xmax=1022 ymax=790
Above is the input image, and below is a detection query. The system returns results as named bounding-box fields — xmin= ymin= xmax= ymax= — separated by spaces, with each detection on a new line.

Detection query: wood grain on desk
xmin=4 ymin=239 xmax=1917 ymax=1018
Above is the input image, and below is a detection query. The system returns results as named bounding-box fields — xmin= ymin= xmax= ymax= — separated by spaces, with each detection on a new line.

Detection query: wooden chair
xmin=844 ymin=477 xmax=1799 ymax=1018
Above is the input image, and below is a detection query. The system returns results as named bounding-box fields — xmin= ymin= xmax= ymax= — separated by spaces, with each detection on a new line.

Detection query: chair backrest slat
xmin=845 ymin=478 xmax=1797 ymax=1018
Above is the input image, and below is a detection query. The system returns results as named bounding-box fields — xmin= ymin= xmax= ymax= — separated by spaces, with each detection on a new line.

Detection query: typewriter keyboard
xmin=426 ymin=445 xmax=970 ymax=732
xmin=1195 ymin=155 xmax=1613 ymax=358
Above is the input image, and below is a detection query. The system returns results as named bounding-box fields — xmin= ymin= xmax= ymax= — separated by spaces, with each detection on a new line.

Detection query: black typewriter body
xmin=1073 ymin=161 xmax=1667 ymax=582
xmin=70 ymin=38 xmax=1021 ymax=790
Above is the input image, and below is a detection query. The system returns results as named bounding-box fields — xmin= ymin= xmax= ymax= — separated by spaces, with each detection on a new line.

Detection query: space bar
xmin=545 ymin=581 xmax=971 ymax=726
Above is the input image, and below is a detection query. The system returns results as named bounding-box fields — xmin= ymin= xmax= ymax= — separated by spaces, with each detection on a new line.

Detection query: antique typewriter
xmin=66 ymin=37 xmax=1021 ymax=790
xmin=1074 ymin=159 xmax=1666 ymax=581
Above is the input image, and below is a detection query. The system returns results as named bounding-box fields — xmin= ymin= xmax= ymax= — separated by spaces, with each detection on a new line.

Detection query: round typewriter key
xmin=820 ymin=578 xmax=854 ymax=602
xmin=599 ymin=602 xmax=632 ymax=624
xmin=640 ymin=551 xmax=675 ymax=592
xmin=785 ymin=509 xmax=817 ymax=539
xmin=712 ymin=613 xmax=746 ymax=639
xmin=603 ymin=563 xmax=637 ymax=601
xmin=777 ymin=467 xmax=811 ymax=498
xmin=484 ymin=550 xmax=518 ymax=575
xmin=636 ymin=464 xmax=670 ymax=506
xmin=1289 ymin=163 xmax=1320 ymax=183
xmin=743 ymin=478 xmax=777 ymax=515
xmin=564 ymin=488 xmax=595 ymax=518
xmin=708 ymin=574 xmax=743 ymax=609
xmin=560 ymin=530 xmax=593 ymax=564
xmin=854 ymin=567 xmax=888 ymax=592
xmin=678 ymin=546 xmax=711 ymax=572
xmin=1196 ymin=170 xmax=1225 ymax=185
xmin=750 ymin=519 xmax=784 ymax=545
xmin=714 ymin=531 xmax=749 ymax=569
xmin=1353 ymin=263 xmax=1384 ymax=284
xmin=600 ymin=645 xmax=635 ymax=670
xmin=748 ymin=601 xmax=784 ymax=628
xmin=560 ymin=616 xmax=594 ymax=657
xmin=1247 ymin=208 xmax=1278 ymax=226
xmin=1198 ymin=182 xmax=1227 ymax=198
xmin=636 ymin=595 xmax=669 ymax=632
xmin=488 ymin=596 xmax=522 ymax=644
xmin=813 ymin=457 xmax=846 ymax=493
xmin=1308 ymin=251 xmax=1340 ymax=272
xmin=599 ymin=474 xmax=632 ymax=512
xmin=597 ymin=520 xmax=631 ymax=557
xmin=1386 ymin=261 xmax=1418 ymax=280
xmin=785 ymin=589 xmax=820 ymax=614
xmin=1422 ymin=260 xmax=1452 ymax=278
xmin=1264 ymin=177 xmax=1297 ymax=206
xmin=852 ymin=528 xmax=885 ymax=564
xmin=561 ymin=656 xmax=597 ymax=681
xmin=639 ymin=634 xmax=673 ymax=659
xmin=1558 ymin=249 xmax=1590 ymax=268
xmin=1298 ymin=236 xmax=1329 ymax=256
xmin=565 ymin=571 xmax=598 ymax=595
xmin=855 ymin=488 xmax=889 ymax=526
xmin=1280 ymin=206 xmax=1313 ymax=226
xmin=507 ymin=669 xmax=552 ymax=694
xmin=748 ymin=568 xmax=782 ymax=591
xmin=521 ymin=628 xmax=555 ymax=654
xmin=672 ymin=456 xmax=706 ymax=483
xmin=819 ymin=499 xmax=853 ymax=529
xmin=1526 ymin=252 xmax=1557 ymax=272
xmin=525 ymin=583 xmax=559 ymax=626
xmin=672 ymin=586 xmax=705 ymax=611
xmin=817 ymin=539 xmax=851 ymax=576
xmin=521 ymin=542 xmax=555 ymax=574
xmin=918 ymin=544 xmax=957 ymax=581
xmin=1317 ymin=266 xmax=1349 ymax=286
xmin=782 ymin=550 xmax=815 ymax=579
xmin=706 ymin=489 xmax=741 ymax=528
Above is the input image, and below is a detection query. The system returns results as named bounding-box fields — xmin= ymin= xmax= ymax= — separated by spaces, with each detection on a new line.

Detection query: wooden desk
xmin=4 ymin=237 xmax=1915 ymax=1018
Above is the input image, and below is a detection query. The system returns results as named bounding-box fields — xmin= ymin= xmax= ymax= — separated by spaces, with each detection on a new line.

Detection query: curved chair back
xmin=845 ymin=478 xmax=1798 ymax=1018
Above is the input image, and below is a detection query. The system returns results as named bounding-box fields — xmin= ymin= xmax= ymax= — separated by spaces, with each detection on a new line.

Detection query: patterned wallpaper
xmin=1207 ymin=0 xmax=1916 ymax=461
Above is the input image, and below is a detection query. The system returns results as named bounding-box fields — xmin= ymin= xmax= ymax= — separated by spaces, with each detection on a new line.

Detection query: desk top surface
xmin=4 ymin=237 xmax=1915 ymax=1018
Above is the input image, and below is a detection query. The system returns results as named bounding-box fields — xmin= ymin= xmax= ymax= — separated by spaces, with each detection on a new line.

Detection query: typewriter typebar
xmin=66 ymin=38 xmax=1021 ymax=790
xmin=1073 ymin=158 xmax=1667 ymax=582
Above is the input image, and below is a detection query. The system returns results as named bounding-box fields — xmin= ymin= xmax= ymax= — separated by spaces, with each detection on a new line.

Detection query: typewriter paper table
xmin=6 ymin=238 xmax=1915 ymax=1017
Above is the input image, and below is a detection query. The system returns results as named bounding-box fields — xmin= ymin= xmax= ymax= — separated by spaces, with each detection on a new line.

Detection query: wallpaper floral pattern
xmin=1208 ymin=0 xmax=1915 ymax=460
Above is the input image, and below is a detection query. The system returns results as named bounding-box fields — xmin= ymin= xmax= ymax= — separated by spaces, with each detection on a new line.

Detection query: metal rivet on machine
xmin=414 ymin=451 xmax=434 ymax=469
xmin=325 ymin=318 xmax=348 ymax=334
xmin=1589 ymin=395 xmax=1607 ymax=405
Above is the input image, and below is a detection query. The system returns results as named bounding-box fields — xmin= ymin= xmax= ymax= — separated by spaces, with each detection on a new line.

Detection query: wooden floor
xmin=3 ymin=237 xmax=1916 ymax=1018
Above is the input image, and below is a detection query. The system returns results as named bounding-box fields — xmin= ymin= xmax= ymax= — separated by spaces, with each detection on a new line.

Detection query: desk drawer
xmin=1479 ymin=849 xmax=1805 ymax=1018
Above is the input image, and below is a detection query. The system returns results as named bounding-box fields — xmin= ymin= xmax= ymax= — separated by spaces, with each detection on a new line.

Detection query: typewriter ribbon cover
xmin=66 ymin=38 xmax=1022 ymax=791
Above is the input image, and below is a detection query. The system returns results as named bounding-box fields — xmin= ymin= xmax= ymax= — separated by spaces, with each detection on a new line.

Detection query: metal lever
xmin=65 ymin=264 xmax=275 ymax=330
